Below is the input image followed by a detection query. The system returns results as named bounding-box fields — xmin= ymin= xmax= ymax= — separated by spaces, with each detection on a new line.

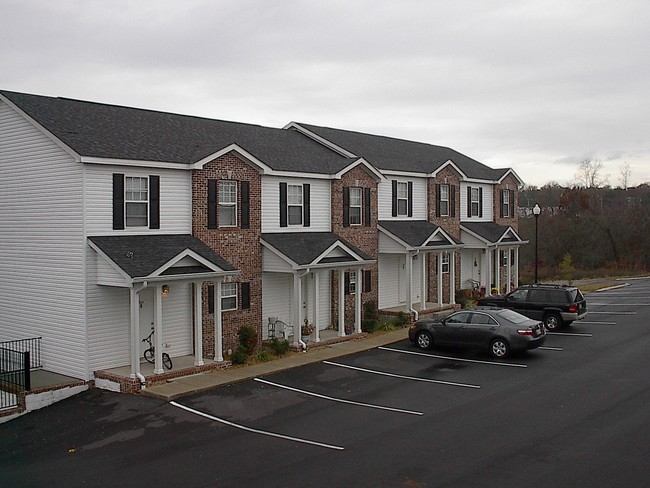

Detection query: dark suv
xmin=477 ymin=284 xmax=587 ymax=330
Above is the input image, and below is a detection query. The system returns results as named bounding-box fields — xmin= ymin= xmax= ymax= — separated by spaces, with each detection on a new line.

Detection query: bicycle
xmin=142 ymin=329 xmax=173 ymax=370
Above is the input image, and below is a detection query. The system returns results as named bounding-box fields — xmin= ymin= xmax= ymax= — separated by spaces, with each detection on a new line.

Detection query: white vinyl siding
xmin=85 ymin=165 xmax=191 ymax=235
xmin=377 ymin=177 xmax=427 ymax=220
xmin=0 ymin=99 xmax=88 ymax=379
xmin=460 ymin=183 xmax=494 ymax=221
xmin=261 ymin=176 xmax=330 ymax=232
xmin=378 ymin=254 xmax=400 ymax=309
xmin=262 ymin=273 xmax=293 ymax=337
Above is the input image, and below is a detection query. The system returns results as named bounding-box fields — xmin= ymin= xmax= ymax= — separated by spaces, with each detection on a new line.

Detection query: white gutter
xmin=409 ymin=251 xmax=419 ymax=322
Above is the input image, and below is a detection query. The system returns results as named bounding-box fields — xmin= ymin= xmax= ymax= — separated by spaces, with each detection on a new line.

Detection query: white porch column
xmin=338 ymin=270 xmax=346 ymax=337
xmin=214 ymin=281 xmax=223 ymax=361
xmin=153 ymin=284 xmax=164 ymax=374
xmin=506 ymin=247 xmax=512 ymax=293
xmin=420 ymin=253 xmax=427 ymax=310
xmin=129 ymin=287 xmax=141 ymax=378
xmin=450 ymin=250 xmax=456 ymax=304
xmin=355 ymin=268 xmax=362 ymax=334
xmin=293 ymin=272 xmax=303 ymax=345
xmin=405 ymin=253 xmax=413 ymax=313
xmin=485 ymin=248 xmax=492 ymax=293
xmin=495 ymin=249 xmax=501 ymax=294
xmin=193 ymin=281 xmax=204 ymax=366
xmin=437 ymin=253 xmax=443 ymax=305
xmin=314 ymin=271 xmax=321 ymax=343
xmin=514 ymin=247 xmax=520 ymax=288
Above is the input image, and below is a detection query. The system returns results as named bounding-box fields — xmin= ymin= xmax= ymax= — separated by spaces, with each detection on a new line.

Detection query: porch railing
xmin=0 ymin=337 xmax=41 ymax=410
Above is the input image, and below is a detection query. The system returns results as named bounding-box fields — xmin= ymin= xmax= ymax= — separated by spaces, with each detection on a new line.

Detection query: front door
xmin=139 ymin=288 xmax=154 ymax=357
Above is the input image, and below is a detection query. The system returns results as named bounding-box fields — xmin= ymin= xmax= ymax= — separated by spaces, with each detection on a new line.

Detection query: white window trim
xmin=287 ymin=183 xmax=303 ymax=226
xmin=397 ymin=181 xmax=409 ymax=217
xmin=440 ymin=184 xmax=450 ymax=217
xmin=349 ymin=187 xmax=362 ymax=226
xmin=502 ymin=189 xmax=510 ymax=217
xmin=349 ymin=272 xmax=357 ymax=294
xmin=125 ymin=176 xmax=148 ymax=228
xmin=442 ymin=252 xmax=450 ymax=274
xmin=221 ymin=282 xmax=238 ymax=311
xmin=470 ymin=187 xmax=480 ymax=217
xmin=219 ymin=180 xmax=238 ymax=227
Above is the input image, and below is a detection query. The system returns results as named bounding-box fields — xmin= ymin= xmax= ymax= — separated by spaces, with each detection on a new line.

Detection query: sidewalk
xmin=142 ymin=327 xmax=409 ymax=401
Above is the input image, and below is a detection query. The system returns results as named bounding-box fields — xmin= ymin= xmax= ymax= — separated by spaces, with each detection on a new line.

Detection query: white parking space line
xmin=254 ymin=378 xmax=423 ymax=416
xmin=547 ymin=332 xmax=593 ymax=337
xmin=539 ymin=346 xmax=563 ymax=351
xmin=588 ymin=311 xmax=636 ymax=315
xmin=581 ymin=321 xmax=616 ymax=325
xmin=589 ymin=303 xmax=650 ymax=306
xmin=170 ymin=401 xmax=345 ymax=451
xmin=323 ymin=360 xmax=481 ymax=389
xmin=379 ymin=346 xmax=527 ymax=368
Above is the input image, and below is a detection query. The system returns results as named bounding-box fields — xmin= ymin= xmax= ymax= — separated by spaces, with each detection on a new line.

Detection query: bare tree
xmin=575 ymin=159 xmax=608 ymax=188
xmin=618 ymin=161 xmax=632 ymax=190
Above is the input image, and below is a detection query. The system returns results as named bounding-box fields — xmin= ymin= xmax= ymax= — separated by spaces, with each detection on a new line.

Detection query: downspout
xmin=134 ymin=281 xmax=148 ymax=388
xmin=297 ymin=268 xmax=311 ymax=351
xmin=409 ymin=251 xmax=419 ymax=322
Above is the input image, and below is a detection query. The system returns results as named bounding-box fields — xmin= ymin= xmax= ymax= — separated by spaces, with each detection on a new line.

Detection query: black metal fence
xmin=0 ymin=337 xmax=42 ymax=411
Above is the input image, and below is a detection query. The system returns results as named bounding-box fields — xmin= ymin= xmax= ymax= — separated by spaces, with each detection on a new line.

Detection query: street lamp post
xmin=533 ymin=203 xmax=541 ymax=283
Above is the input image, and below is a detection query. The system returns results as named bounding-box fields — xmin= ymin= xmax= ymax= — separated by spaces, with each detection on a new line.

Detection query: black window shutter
xmin=500 ymin=190 xmax=505 ymax=218
xmin=344 ymin=272 xmax=351 ymax=295
xmin=510 ymin=190 xmax=515 ymax=217
xmin=407 ymin=181 xmax=413 ymax=217
xmin=364 ymin=270 xmax=372 ymax=292
xmin=450 ymin=186 xmax=456 ymax=218
xmin=149 ymin=175 xmax=160 ymax=229
xmin=279 ymin=182 xmax=287 ymax=227
xmin=364 ymin=187 xmax=371 ymax=227
xmin=435 ymin=184 xmax=441 ymax=217
xmin=208 ymin=179 xmax=217 ymax=229
xmin=208 ymin=285 xmax=215 ymax=314
xmin=241 ymin=282 xmax=250 ymax=310
xmin=479 ymin=187 xmax=483 ymax=217
xmin=303 ymin=184 xmax=310 ymax=227
xmin=241 ymin=181 xmax=250 ymax=229
xmin=343 ymin=186 xmax=350 ymax=227
xmin=391 ymin=180 xmax=398 ymax=217
xmin=112 ymin=173 xmax=125 ymax=230
xmin=467 ymin=186 xmax=472 ymax=218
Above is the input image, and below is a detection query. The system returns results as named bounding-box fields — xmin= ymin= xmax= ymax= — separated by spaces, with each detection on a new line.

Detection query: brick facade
xmin=493 ymin=174 xmax=520 ymax=231
xmin=192 ymin=152 xmax=262 ymax=356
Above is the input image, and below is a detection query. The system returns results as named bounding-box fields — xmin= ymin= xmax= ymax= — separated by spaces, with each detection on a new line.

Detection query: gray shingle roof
xmin=88 ymin=234 xmax=236 ymax=279
xmin=261 ymin=232 xmax=372 ymax=266
xmin=461 ymin=222 xmax=522 ymax=244
xmin=1 ymin=90 xmax=354 ymax=174
xmin=379 ymin=220 xmax=462 ymax=247
xmin=292 ymin=123 xmax=504 ymax=180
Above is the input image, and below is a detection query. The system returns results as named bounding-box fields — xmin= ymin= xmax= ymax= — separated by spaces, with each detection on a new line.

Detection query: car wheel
xmin=490 ymin=338 xmax=510 ymax=358
xmin=544 ymin=313 xmax=562 ymax=331
xmin=415 ymin=331 xmax=433 ymax=350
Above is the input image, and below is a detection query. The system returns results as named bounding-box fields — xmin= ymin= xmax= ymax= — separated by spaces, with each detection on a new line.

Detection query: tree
xmin=575 ymin=159 xmax=608 ymax=188
xmin=618 ymin=161 xmax=632 ymax=190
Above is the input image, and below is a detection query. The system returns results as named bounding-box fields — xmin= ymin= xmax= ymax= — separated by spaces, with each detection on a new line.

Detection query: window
xmin=349 ymin=187 xmax=362 ymax=225
xmin=439 ymin=184 xmax=449 ymax=216
xmin=502 ymin=189 xmax=510 ymax=218
xmin=287 ymin=184 xmax=303 ymax=225
xmin=509 ymin=289 xmax=528 ymax=301
xmin=471 ymin=313 xmax=498 ymax=325
xmin=500 ymin=249 xmax=509 ymax=267
xmin=447 ymin=312 xmax=471 ymax=324
xmin=349 ymin=272 xmax=357 ymax=294
xmin=441 ymin=252 xmax=450 ymax=273
xmin=218 ymin=181 xmax=237 ymax=227
xmin=470 ymin=187 xmax=480 ymax=217
xmin=125 ymin=177 xmax=148 ymax=227
xmin=397 ymin=182 xmax=409 ymax=216
xmin=221 ymin=283 xmax=238 ymax=311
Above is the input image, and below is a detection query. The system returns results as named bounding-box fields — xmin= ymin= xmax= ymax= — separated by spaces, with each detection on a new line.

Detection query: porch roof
xmin=261 ymin=232 xmax=374 ymax=269
xmin=379 ymin=220 xmax=463 ymax=249
xmin=460 ymin=222 xmax=525 ymax=246
xmin=88 ymin=234 xmax=237 ymax=281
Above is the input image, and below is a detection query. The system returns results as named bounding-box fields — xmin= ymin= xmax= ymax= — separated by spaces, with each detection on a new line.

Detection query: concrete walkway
xmin=142 ymin=327 xmax=409 ymax=401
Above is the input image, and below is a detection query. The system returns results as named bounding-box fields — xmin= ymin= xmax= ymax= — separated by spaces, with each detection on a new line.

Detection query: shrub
xmin=255 ymin=350 xmax=272 ymax=362
xmin=237 ymin=325 xmax=258 ymax=355
xmin=362 ymin=300 xmax=379 ymax=332
xmin=394 ymin=311 xmax=408 ymax=327
xmin=268 ymin=337 xmax=290 ymax=356
xmin=231 ymin=345 xmax=249 ymax=365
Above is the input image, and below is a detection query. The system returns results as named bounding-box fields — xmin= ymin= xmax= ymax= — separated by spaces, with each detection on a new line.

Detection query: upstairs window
xmin=502 ymin=189 xmax=510 ymax=218
xmin=280 ymin=182 xmax=310 ymax=227
xmin=439 ymin=184 xmax=449 ymax=216
xmin=125 ymin=177 xmax=148 ymax=227
xmin=470 ymin=187 xmax=480 ymax=217
xmin=349 ymin=187 xmax=362 ymax=225
xmin=287 ymin=184 xmax=303 ymax=225
xmin=397 ymin=182 xmax=409 ymax=216
xmin=218 ymin=181 xmax=237 ymax=227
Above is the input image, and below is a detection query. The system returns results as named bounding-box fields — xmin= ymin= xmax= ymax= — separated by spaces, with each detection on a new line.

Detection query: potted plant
xmin=301 ymin=319 xmax=315 ymax=339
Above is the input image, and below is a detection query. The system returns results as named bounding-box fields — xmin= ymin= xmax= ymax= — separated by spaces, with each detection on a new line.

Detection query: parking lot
xmin=2 ymin=278 xmax=650 ymax=487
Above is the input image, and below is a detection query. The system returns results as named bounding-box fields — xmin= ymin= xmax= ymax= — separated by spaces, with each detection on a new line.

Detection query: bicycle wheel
xmin=144 ymin=348 xmax=155 ymax=363
xmin=162 ymin=353 xmax=173 ymax=370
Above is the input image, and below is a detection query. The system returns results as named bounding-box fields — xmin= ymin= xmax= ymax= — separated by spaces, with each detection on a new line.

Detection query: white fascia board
xmin=428 ymin=227 xmax=460 ymax=247
xmin=283 ymin=122 xmax=357 ymax=158
xmin=87 ymin=240 xmax=134 ymax=285
xmin=149 ymin=249 xmax=232 ymax=277
xmin=1 ymin=93 xmax=82 ymax=162
xmin=302 ymin=258 xmax=376 ymax=271
xmin=132 ymin=270 xmax=239 ymax=284
xmin=496 ymin=168 xmax=524 ymax=186
xmin=80 ymin=156 xmax=190 ymax=170
xmin=497 ymin=227 xmax=524 ymax=244
xmin=462 ymin=177 xmax=498 ymax=185
xmin=334 ymin=158 xmax=386 ymax=182
xmin=191 ymin=143 xmax=272 ymax=173
xmin=380 ymin=169 xmax=430 ymax=179
xmin=430 ymin=160 xmax=468 ymax=180
xmin=313 ymin=241 xmax=367 ymax=265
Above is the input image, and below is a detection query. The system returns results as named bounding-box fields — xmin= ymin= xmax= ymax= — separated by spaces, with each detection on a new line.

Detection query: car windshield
xmin=496 ymin=308 xmax=530 ymax=324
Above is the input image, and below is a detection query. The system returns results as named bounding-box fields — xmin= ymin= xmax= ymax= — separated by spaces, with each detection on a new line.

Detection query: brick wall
xmin=330 ymin=166 xmax=378 ymax=327
xmin=493 ymin=174 xmax=519 ymax=231
xmin=192 ymin=152 xmax=262 ymax=356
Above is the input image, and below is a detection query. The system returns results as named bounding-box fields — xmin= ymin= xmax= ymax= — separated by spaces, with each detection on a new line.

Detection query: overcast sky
xmin=2 ymin=0 xmax=649 ymax=188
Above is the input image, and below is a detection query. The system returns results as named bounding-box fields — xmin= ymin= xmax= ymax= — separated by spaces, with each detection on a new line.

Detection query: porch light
xmin=161 ymin=284 xmax=170 ymax=297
